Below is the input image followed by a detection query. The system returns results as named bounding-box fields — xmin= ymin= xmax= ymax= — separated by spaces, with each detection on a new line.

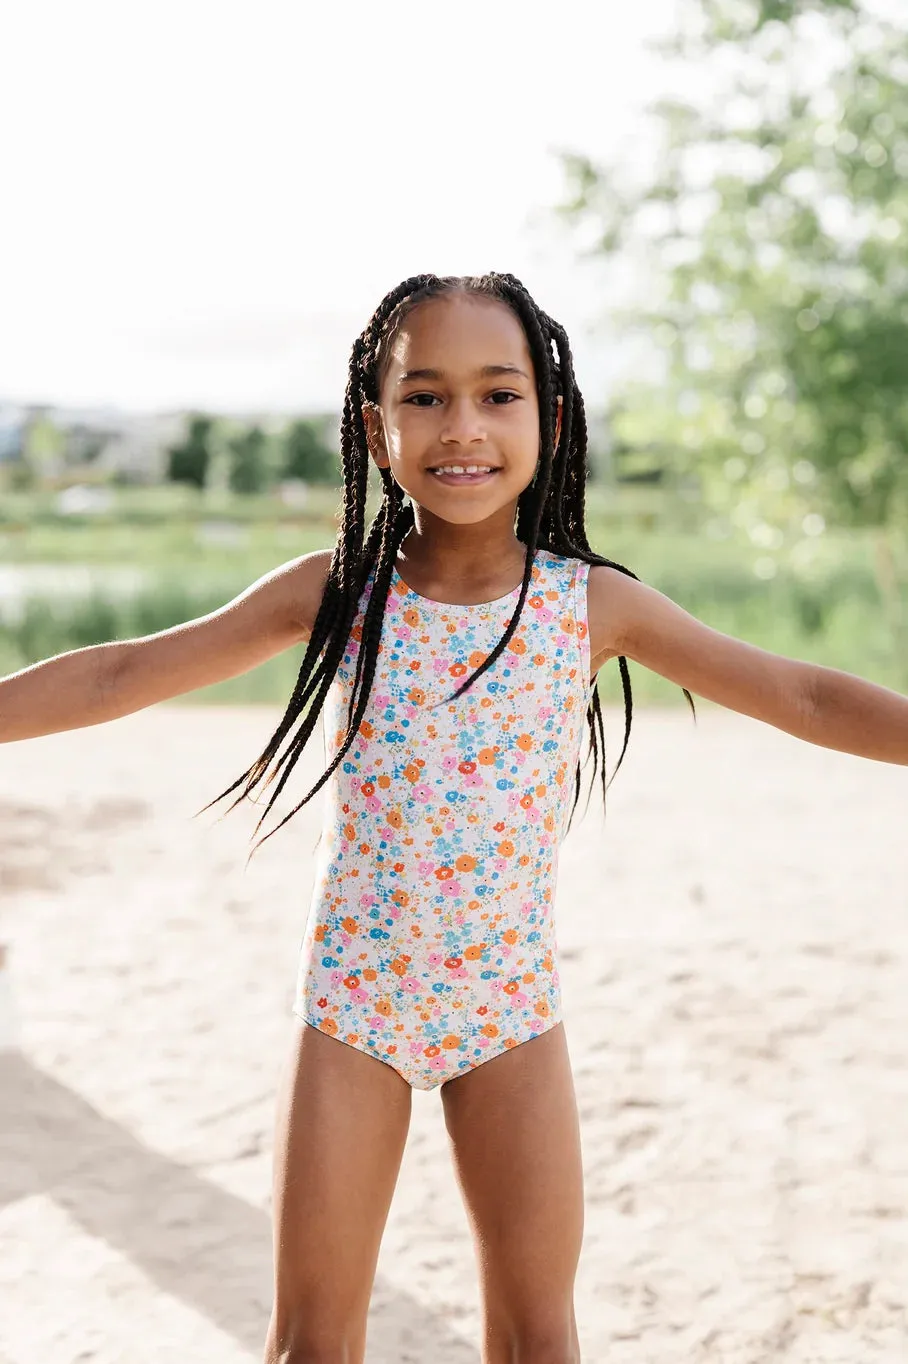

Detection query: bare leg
xmin=265 ymin=1018 xmax=412 ymax=1364
xmin=440 ymin=1022 xmax=584 ymax=1364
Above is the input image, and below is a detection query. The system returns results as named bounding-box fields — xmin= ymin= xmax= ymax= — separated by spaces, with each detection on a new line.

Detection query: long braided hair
xmin=206 ymin=272 xmax=694 ymax=850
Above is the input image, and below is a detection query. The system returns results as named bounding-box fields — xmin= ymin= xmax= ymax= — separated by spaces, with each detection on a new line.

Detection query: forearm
xmin=0 ymin=643 xmax=124 ymax=742
xmin=804 ymin=664 xmax=908 ymax=765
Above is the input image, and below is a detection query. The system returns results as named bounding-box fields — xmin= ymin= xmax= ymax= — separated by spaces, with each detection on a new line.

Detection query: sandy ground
xmin=1 ymin=703 xmax=907 ymax=1364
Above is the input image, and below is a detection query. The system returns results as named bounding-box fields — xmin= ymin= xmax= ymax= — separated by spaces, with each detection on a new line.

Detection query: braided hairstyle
xmin=206 ymin=272 xmax=694 ymax=850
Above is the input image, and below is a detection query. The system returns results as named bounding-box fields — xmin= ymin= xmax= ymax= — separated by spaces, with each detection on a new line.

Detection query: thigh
xmin=266 ymin=1017 xmax=412 ymax=1363
xmin=440 ymin=1022 xmax=584 ymax=1336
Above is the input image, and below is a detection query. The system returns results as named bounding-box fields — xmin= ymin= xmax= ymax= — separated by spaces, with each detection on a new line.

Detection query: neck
xmin=398 ymin=508 xmax=527 ymax=589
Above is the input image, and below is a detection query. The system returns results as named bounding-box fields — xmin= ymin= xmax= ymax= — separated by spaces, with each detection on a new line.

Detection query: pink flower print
xmin=350 ymin=988 xmax=369 ymax=1005
xmin=340 ymin=932 xmax=352 ymax=947
xmin=432 ymin=657 xmax=448 ymax=675
xmin=442 ymin=755 xmax=458 ymax=772
xmin=513 ymin=991 xmax=529 ymax=1008
xmin=388 ymin=906 xmax=400 ymax=920
xmin=409 ymin=1040 xmax=423 ymax=1057
xmin=440 ymin=879 xmax=462 ymax=898
xmin=494 ymin=857 xmax=507 ymax=872
xmin=365 ymin=795 xmax=382 ymax=814
xmin=369 ymin=1015 xmax=384 ymax=1029
xmin=379 ymin=826 xmax=394 ymax=841
xmin=330 ymin=969 xmax=344 ymax=986
xmin=537 ymin=607 xmax=555 ymax=623
xmin=398 ymin=625 xmax=412 ymax=640
xmin=428 ymin=952 xmax=443 ymax=967
xmin=449 ymin=967 xmax=469 ymax=981
xmin=413 ymin=783 xmax=432 ymax=802
xmin=400 ymin=977 xmax=421 ymax=993
xmin=374 ymin=692 xmax=391 ymax=708
xmin=527 ymin=806 xmax=541 ymax=824
xmin=555 ymin=632 xmax=568 ymax=647
xmin=529 ymin=1017 xmax=544 ymax=1033
xmin=464 ymin=772 xmax=484 ymax=789
xmin=429 ymin=1055 xmax=448 ymax=1072
xmin=477 ymin=1035 xmax=490 ymax=1048
xmin=359 ymin=893 xmax=374 ymax=908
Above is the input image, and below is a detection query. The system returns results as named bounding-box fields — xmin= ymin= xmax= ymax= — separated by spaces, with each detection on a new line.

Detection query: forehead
xmin=383 ymin=293 xmax=533 ymax=379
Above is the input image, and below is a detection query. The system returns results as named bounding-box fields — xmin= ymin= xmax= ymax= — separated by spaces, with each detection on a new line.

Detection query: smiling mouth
xmin=428 ymin=464 xmax=500 ymax=483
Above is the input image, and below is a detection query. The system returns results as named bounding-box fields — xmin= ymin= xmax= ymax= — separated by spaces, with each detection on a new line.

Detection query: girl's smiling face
xmin=364 ymin=292 xmax=560 ymax=524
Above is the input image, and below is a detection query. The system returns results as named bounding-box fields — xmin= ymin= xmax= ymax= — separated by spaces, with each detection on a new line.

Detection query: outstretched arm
xmin=588 ymin=565 xmax=908 ymax=766
xmin=0 ymin=549 xmax=333 ymax=743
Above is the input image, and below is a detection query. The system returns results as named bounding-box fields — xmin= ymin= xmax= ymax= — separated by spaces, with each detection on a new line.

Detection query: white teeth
xmin=432 ymin=465 xmax=494 ymax=475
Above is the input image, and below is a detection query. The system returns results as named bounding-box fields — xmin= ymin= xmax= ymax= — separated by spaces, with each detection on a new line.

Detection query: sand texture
xmin=1 ymin=705 xmax=907 ymax=1363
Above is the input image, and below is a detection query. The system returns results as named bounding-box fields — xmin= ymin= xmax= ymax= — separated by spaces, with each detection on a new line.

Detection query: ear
xmin=554 ymin=395 xmax=563 ymax=452
xmin=362 ymin=401 xmax=389 ymax=469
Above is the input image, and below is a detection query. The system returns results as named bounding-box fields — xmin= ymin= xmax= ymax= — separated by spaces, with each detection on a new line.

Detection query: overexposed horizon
xmin=2 ymin=0 xmax=679 ymax=416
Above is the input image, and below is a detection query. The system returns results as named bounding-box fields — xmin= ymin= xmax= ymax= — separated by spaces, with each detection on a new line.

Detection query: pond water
xmin=0 ymin=564 xmax=150 ymax=623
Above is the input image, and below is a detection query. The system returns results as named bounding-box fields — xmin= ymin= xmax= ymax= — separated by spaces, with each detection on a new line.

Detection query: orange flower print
xmin=322 ymin=1018 xmax=338 ymax=1037
xmin=343 ymin=974 xmax=360 ymax=989
xmin=435 ymin=866 xmax=454 ymax=881
xmin=478 ymin=746 xmax=498 ymax=765
xmin=449 ymin=662 xmax=467 ymax=677
xmin=441 ymin=1035 xmax=461 ymax=1050
xmin=456 ymin=853 xmax=477 ymax=871
xmin=502 ymin=929 xmax=519 ymax=945
xmin=342 ymin=917 xmax=359 ymax=934
xmin=516 ymin=733 xmax=533 ymax=751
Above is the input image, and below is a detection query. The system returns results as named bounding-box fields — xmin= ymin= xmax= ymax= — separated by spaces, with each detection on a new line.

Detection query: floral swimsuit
xmin=293 ymin=547 xmax=594 ymax=1090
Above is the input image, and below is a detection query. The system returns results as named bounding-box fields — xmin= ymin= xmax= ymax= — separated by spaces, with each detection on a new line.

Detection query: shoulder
xmin=263 ymin=546 xmax=333 ymax=638
xmin=586 ymin=561 xmax=648 ymax=670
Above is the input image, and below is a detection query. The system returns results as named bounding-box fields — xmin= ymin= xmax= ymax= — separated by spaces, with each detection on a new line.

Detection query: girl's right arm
xmin=0 ymin=549 xmax=333 ymax=743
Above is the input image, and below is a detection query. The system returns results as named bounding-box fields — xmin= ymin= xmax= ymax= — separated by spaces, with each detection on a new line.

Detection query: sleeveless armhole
xmin=573 ymin=558 xmax=593 ymax=694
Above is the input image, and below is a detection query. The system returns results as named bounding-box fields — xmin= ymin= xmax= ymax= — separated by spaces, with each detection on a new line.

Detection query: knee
xmin=265 ymin=1346 xmax=350 ymax=1364
xmin=264 ymin=1323 xmax=354 ymax=1364
xmin=511 ymin=1324 xmax=581 ymax=1364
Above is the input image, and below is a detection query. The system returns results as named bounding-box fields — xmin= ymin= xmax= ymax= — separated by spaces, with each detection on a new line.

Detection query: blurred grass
xmin=0 ymin=484 xmax=901 ymax=708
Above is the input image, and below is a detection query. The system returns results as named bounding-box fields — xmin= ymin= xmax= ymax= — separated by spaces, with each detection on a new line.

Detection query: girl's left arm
xmin=589 ymin=565 xmax=908 ymax=765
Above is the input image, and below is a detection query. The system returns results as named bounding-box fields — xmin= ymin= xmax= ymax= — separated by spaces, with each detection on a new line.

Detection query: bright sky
xmin=1 ymin=0 xmax=678 ymax=415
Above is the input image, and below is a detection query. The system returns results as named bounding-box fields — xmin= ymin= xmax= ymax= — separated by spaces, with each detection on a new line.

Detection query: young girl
xmin=2 ymin=272 xmax=906 ymax=1364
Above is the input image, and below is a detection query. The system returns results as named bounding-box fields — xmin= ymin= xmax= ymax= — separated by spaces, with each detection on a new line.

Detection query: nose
xmin=439 ymin=396 xmax=488 ymax=446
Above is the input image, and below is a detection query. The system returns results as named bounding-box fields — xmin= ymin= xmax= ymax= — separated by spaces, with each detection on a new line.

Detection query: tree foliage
xmin=166 ymin=415 xmax=214 ymax=491
xmin=558 ymin=0 xmax=908 ymax=538
xmin=281 ymin=418 xmax=338 ymax=484
xmin=227 ymin=424 xmax=269 ymax=495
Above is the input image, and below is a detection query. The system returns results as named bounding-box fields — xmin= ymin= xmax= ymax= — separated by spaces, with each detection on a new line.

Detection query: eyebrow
xmin=396 ymin=364 xmax=530 ymax=385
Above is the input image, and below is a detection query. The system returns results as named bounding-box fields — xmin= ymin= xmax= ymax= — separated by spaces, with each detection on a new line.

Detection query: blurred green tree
xmin=281 ymin=418 xmax=339 ymax=484
xmin=227 ymin=424 xmax=269 ymax=495
xmin=557 ymin=0 xmax=908 ymax=670
xmin=166 ymin=415 xmax=214 ymax=490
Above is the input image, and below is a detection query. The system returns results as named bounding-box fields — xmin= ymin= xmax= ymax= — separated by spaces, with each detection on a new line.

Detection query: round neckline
xmin=391 ymin=562 xmax=530 ymax=609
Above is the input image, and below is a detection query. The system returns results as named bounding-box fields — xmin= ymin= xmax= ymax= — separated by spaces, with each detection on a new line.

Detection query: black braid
xmin=203 ymin=272 xmax=693 ymax=852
